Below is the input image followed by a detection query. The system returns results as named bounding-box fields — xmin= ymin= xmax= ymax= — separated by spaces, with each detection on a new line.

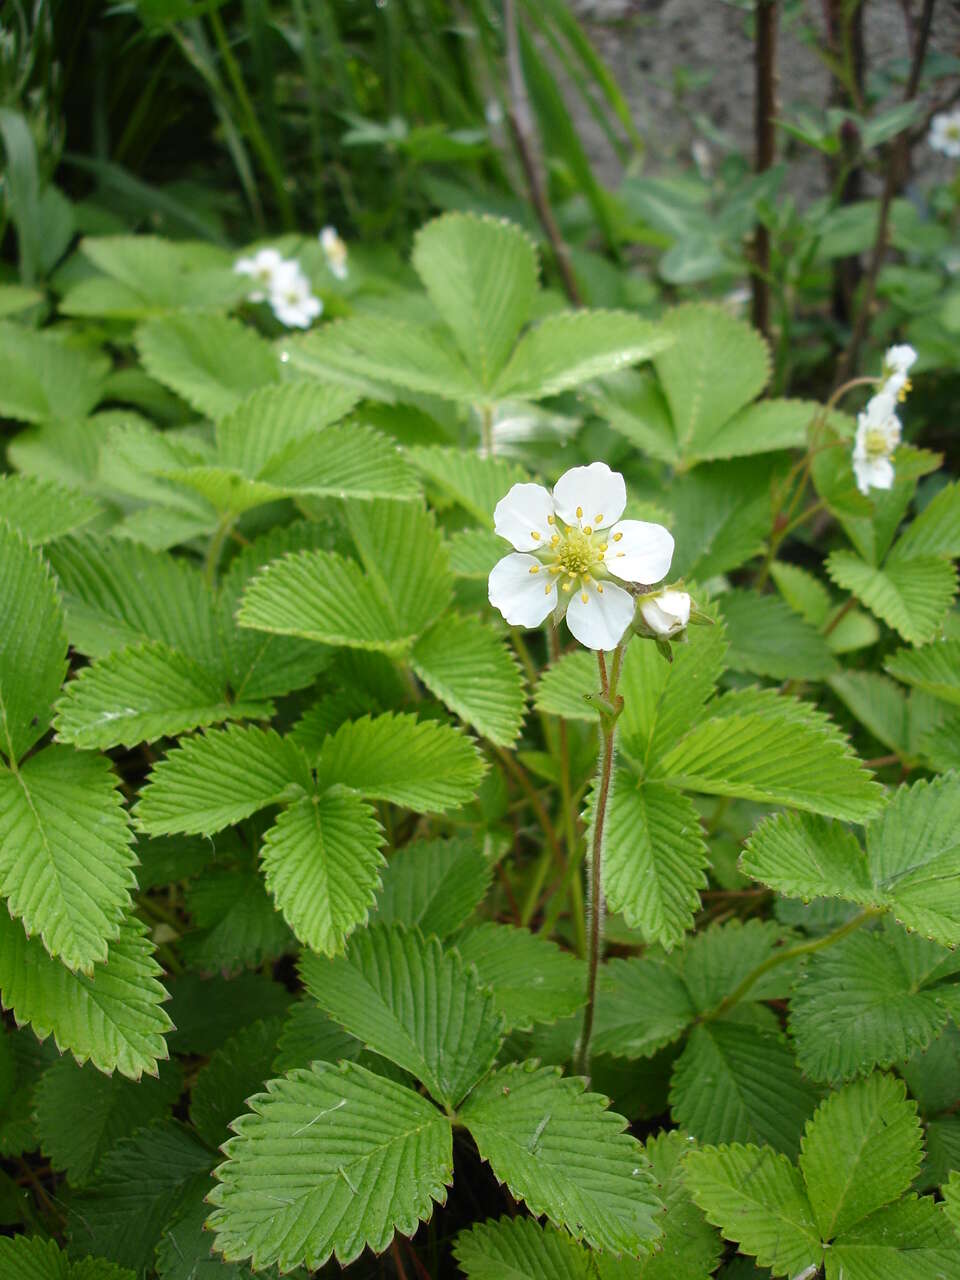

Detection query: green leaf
xmin=595 ymin=777 xmax=708 ymax=949
xmin=69 ymin=1120 xmax=213 ymax=1274
xmin=770 ymin=560 xmax=833 ymax=625
xmin=411 ymin=614 xmax=526 ymax=745
xmin=684 ymin=1144 xmax=821 ymax=1277
xmin=589 ymin=955 xmax=695 ymax=1060
xmin=534 ymin=650 xmax=600 ymax=722
xmin=493 ymin=311 xmax=669 ymax=400
xmin=454 ymin=1215 xmax=594 ymax=1280
xmin=157 ymin=1189 xmax=266 ymax=1279
xmin=696 ymin=398 xmax=817 ymax=463
xmin=189 ymin=1017 xmax=284 ymax=1149
xmin=35 ymin=1056 xmax=182 ymax=1185
xmin=0 ymin=321 xmax=108 ymax=424
xmin=180 ymin=867 xmax=294 ymax=972
xmin=741 ymin=810 xmax=874 ymax=903
xmin=0 ymin=745 xmax=135 ymax=973
xmin=656 ymin=692 xmax=884 ymax=821
xmin=720 ymin=588 xmax=837 ymax=680
xmin=652 ymin=305 xmax=770 ymax=464
xmin=789 ymin=929 xmax=957 ymax=1082
xmin=54 ymin=643 xmax=268 ymax=749
xmin=136 ymin=725 xmax=311 ymax=836
xmin=215 ymin=380 xmax=359 ymax=473
xmin=886 ymin=639 xmax=960 ymax=707
xmin=454 ymin=923 xmax=585 ymax=1030
xmin=372 ymin=837 xmax=492 ymax=937
xmin=461 ymin=1060 xmax=663 ymax=1255
xmin=799 ymin=1074 xmax=923 ymax=1240
xmin=0 ymin=521 xmax=68 ymax=764
xmin=0 ymin=475 xmax=102 ymax=544
xmin=825 ymin=1195 xmax=960 ymax=1280
xmin=0 ymin=1024 xmax=56 ymax=1158
xmin=827 ymin=550 xmax=957 ymax=646
xmin=407 ymin=447 xmax=529 ymax=528
xmin=411 ymin=214 xmax=537 ymax=387
xmin=136 ymin=314 xmax=280 ymax=419
xmin=272 ymin=1000 xmax=362 ymax=1074
xmin=76 ymin=235 xmax=242 ymax=316
xmin=678 ymin=918 xmax=801 ymax=1011
xmin=889 ymin=481 xmax=960 ymax=562
xmin=448 ymin=527 xmax=505 ymax=579
xmin=670 ymin=1023 xmax=819 ymax=1156
xmin=0 ymin=913 xmax=172 ymax=1080
xmin=828 ymin=670 xmax=923 ymax=758
xmin=300 ymin=924 xmax=503 ymax=1106
xmin=166 ymin=973 xmax=290 ymax=1056
xmin=314 ymin=713 xmax=487 ymax=813
xmin=667 ymin=459 xmax=773 ymax=580
xmin=207 ymin=1060 xmax=453 ymax=1271
xmin=261 ymin=790 xmax=384 ymax=955
xmin=0 ymin=1237 xmax=135 ymax=1279
xmin=591 ymin=369 xmax=680 ymax=465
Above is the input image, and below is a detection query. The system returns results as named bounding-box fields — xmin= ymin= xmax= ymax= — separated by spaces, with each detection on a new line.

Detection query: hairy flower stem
xmin=700 ymin=906 xmax=881 ymax=1025
xmin=573 ymin=646 xmax=624 ymax=1079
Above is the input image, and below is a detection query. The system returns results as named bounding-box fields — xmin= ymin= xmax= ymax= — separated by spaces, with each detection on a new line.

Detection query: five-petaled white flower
xmin=930 ymin=110 xmax=960 ymax=159
xmin=234 ymin=247 xmax=286 ymax=302
xmin=852 ymin=391 xmax=901 ymax=495
xmin=488 ymin=462 xmax=675 ymax=651
xmin=320 ymin=226 xmax=349 ymax=280
xmin=880 ymin=343 xmax=916 ymax=402
xmin=641 ymin=590 xmax=692 ymax=637
xmin=269 ymin=261 xmax=323 ymax=329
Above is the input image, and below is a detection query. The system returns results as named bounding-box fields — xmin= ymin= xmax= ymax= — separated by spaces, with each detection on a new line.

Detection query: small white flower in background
xmin=234 ymin=247 xmax=286 ymax=302
xmin=320 ymin=226 xmax=349 ymax=280
xmin=852 ymin=391 xmax=901 ymax=495
xmin=880 ymin=343 xmax=916 ymax=402
xmin=488 ymin=461 xmax=675 ymax=651
xmin=929 ymin=110 xmax=960 ymax=159
xmin=269 ymin=261 xmax=322 ymax=329
xmin=640 ymin=590 xmax=692 ymax=638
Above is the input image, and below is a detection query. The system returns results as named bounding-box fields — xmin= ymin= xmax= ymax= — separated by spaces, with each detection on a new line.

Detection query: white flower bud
xmin=640 ymin=590 xmax=692 ymax=637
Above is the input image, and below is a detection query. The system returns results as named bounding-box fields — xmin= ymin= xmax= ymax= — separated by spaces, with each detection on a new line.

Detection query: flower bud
xmin=640 ymin=590 xmax=692 ymax=637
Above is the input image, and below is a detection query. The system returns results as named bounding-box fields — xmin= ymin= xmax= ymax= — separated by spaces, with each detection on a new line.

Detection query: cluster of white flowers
xmin=320 ymin=226 xmax=349 ymax=280
xmin=851 ymin=344 xmax=916 ymax=496
xmin=234 ymin=249 xmax=322 ymax=329
xmin=487 ymin=461 xmax=689 ymax=652
xmin=929 ymin=109 xmax=960 ymax=159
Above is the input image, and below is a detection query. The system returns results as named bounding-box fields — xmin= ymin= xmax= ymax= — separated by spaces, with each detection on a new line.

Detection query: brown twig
xmin=503 ymin=0 xmax=584 ymax=306
xmin=837 ymin=0 xmax=936 ymax=381
xmin=751 ymin=0 xmax=779 ymax=338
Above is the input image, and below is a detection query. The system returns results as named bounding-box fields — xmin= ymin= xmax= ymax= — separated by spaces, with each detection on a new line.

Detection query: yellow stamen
xmin=616 ymin=551 xmax=625 ymax=558
xmin=598 ymin=543 xmax=608 ymax=552
xmin=898 ymin=378 xmax=912 ymax=402
xmin=597 ymin=583 xmax=604 ymax=594
xmin=547 ymin=515 xmax=555 ymax=525
xmin=550 ymin=534 xmax=560 ymax=546
xmin=580 ymin=591 xmax=588 ymax=604
xmin=594 ymin=513 xmax=603 ymax=524
xmin=528 ymin=564 xmax=540 ymax=574
xmin=613 ymin=531 xmax=623 ymax=542
xmin=531 ymin=531 xmax=541 ymax=541
xmin=549 ymin=564 xmax=563 ymax=574
xmin=544 ymin=583 xmax=552 ymax=595
xmin=583 ymin=526 xmax=592 ymax=535
xmin=583 ymin=574 xmax=593 ymax=585
xmin=576 ymin=506 xmax=583 ymax=519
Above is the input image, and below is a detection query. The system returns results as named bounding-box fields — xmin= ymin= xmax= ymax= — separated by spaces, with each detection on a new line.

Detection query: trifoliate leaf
xmin=69 ymin=1120 xmax=214 ymax=1274
xmin=314 ymin=713 xmax=487 ymax=813
xmin=589 ymin=369 xmax=680 ymax=465
xmin=34 ymin=1056 xmax=182 ymax=1186
xmin=454 ymin=1215 xmax=594 ymax=1280
xmin=798 ymin=1074 xmax=923 ymax=1240
xmin=454 ymin=923 xmax=585 ymax=1030
xmin=0 ymin=321 xmax=108 ymax=423
xmin=720 ymin=588 xmax=838 ymax=680
xmin=0 ymin=1236 xmax=135 ymax=1279
xmin=493 ymin=311 xmax=669 ymax=401
xmin=0 ymin=474 xmax=102 ymax=544
xmin=593 ymin=776 xmax=708 ymax=949
xmin=0 ymin=521 xmax=68 ymax=764
xmin=677 ymin=918 xmax=801 ymax=1010
xmin=670 ymin=1023 xmax=819 ymax=1156
xmin=589 ymin=955 xmax=695 ymax=1060
xmin=789 ymin=929 xmax=958 ymax=1082
xmin=261 ymin=790 xmax=384 ymax=955
xmin=886 ymin=639 xmax=960 ymax=707
xmin=137 ymin=313 xmax=280 ymax=419
xmin=684 ymin=1144 xmax=821 ymax=1277
xmin=372 ymin=837 xmax=493 ymax=937
xmin=0 ymin=745 xmax=135 ymax=973
xmin=0 ymin=912 xmax=171 ymax=1079
xmin=411 ymin=613 xmax=526 ymax=746
xmin=411 ymin=213 xmax=538 ymax=387
xmin=189 ymin=1017 xmax=284 ymax=1149
xmin=697 ymin=398 xmax=817 ymax=463
xmin=207 ymin=1060 xmax=453 ymax=1271
xmin=825 ymin=1195 xmax=960 ymax=1280
xmin=300 ymin=924 xmax=503 ymax=1106
xmin=827 ymin=550 xmax=957 ymax=646
xmin=214 ymin=379 xmax=359 ymax=472
xmin=407 ymin=448 xmax=529 ymax=528
xmin=460 ymin=1061 xmax=663 ymax=1255
xmin=741 ymin=810 xmax=874 ymax=903
xmin=135 ymin=725 xmax=312 ymax=836
xmin=75 ymin=235 xmax=242 ymax=315
xmin=180 ymin=867 xmax=294 ymax=972
xmin=54 ymin=642 xmax=269 ymax=749
xmin=656 ymin=692 xmax=883 ymax=821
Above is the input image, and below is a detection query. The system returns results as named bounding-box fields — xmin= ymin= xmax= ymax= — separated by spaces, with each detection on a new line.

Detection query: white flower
xmin=487 ymin=461 xmax=675 ymax=651
xmin=852 ymin=392 xmax=901 ymax=495
xmin=930 ymin=110 xmax=960 ymax=159
xmin=234 ymin=247 xmax=286 ymax=302
xmin=320 ymin=226 xmax=349 ymax=280
xmin=640 ymin=590 xmax=692 ymax=637
xmin=269 ymin=262 xmax=322 ymax=329
xmin=880 ymin=343 xmax=917 ymax=401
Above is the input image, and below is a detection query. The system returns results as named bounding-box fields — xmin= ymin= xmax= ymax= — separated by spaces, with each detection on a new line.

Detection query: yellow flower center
xmin=864 ymin=427 xmax=892 ymax=458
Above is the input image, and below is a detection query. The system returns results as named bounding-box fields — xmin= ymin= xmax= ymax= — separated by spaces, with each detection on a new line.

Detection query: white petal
xmin=854 ymin=455 xmax=894 ymax=494
xmin=565 ymin=580 xmax=634 ymax=651
xmin=641 ymin=590 xmax=691 ymax=636
xmin=552 ymin=462 xmax=626 ymax=530
xmin=493 ymin=483 xmax=556 ymax=551
xmin=488 ymin=553 xmax=557 ymax=627
xmin=606 ymin=520 xmax=674 ymax=585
